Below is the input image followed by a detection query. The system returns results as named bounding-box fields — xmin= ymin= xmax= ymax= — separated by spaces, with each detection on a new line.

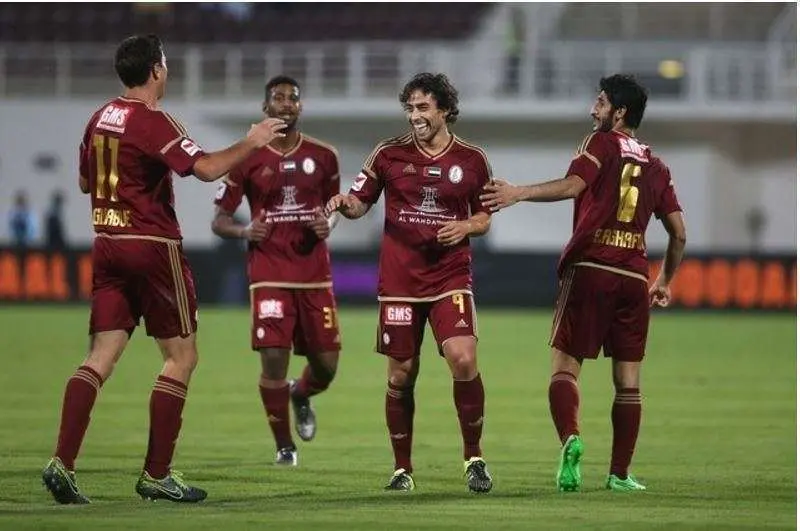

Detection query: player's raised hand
xmin=247 ymin=117 xmax=287 ymax=147
xmin=649 ymin=282 xmax=671 ymax=307
xmin=437 ymin=220 xmax=470 ymax=247
xmin=307 ymin=207 xmax=331 ymax=240
xmin=480 ymin=178 xmax=521 ymax=212
xmin=243 ymin=210 xmax=270 ymax=242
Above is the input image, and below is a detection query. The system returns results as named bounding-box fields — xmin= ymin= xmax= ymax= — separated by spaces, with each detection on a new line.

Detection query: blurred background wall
xmin=0 ymin=2 xmax=795 ymax=308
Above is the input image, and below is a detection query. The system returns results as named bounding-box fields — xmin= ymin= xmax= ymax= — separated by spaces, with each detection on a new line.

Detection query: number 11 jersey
xmin=79 ymin=96 xmax=206 ymax=240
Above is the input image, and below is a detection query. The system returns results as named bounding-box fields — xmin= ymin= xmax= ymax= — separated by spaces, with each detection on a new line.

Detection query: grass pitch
xmin=0 ymin=306 xmax=795 ymax=530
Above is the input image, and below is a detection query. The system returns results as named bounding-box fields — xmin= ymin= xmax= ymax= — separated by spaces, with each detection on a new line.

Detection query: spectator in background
xmin=9 ymin=190 xmax=37 ymax=248
xmin=45 ymin=190 xmax=67 ymax=250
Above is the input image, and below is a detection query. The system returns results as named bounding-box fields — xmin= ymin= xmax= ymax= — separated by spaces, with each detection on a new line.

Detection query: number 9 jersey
xmin=79 ymin=97 xmax=206 ymax=240
xmin=558 ymin=130 xmax=683 ymax=280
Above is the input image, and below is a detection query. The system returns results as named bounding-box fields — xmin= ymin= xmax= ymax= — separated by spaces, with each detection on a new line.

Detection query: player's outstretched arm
xmin=650 ymin=211 xmax=687 ymax=307
xmin=480 ymin=175 xmax=586 ymax=212
xmin=324 ymin=194 xmax=370 ymax=220
xmin=211 ymin=206 xmax=270 ymax=242
xmin=193 ymin=118 xmax=287 ymax=182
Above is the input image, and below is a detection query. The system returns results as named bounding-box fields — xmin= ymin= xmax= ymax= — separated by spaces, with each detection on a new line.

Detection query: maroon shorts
xmin=250 ymin=286 xmax=341 ymax=355
xmin=550 ymin=265 xmax=649 ymax=362
xmin=376 ymin=292 xmax=477 ymax=360
xmin=90 ymin=236 xmax=198 ymax=339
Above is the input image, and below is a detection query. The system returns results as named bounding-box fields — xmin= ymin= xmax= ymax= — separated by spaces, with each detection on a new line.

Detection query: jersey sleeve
xmin=146 ymin=111 xmax=206 ymax=177
xmin=654 ymin=166 xmax=683 ymax=219
xmin=213 ymin=166 xmax=245 ymax=214
xmin=349 ymin=144 xmax=386 ymax=205
xmin=565 ymin=133 xmax=608 ymax=187
xmin=469 ymin=149 xmax=493 ymax=216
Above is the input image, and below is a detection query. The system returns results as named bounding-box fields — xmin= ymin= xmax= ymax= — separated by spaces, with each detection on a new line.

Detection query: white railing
xmin=0 ymin=40 xmax=793 ymax=104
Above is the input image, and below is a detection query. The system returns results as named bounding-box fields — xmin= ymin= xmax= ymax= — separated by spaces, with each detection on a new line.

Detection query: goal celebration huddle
xmin=42 ymin=34 xmax=685 ymax=504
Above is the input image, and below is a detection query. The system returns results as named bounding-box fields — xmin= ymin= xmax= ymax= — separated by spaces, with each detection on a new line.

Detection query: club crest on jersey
xmin=96 ymin=104 xmax=131 ymax=134
xmin=302 ymin=157 xmax=316 ymax=175
xmin=424 ymin=166 xmax=442 ymax=178
xmin=279 ymin=160 xmax=297 ymax=173
xmin=448 ymin=165 xmax=463 ymax=184
xmin=258 ymin=299 xmax=284 ymax=319
xmin=384 ymin=304 xmax=413 ymax=326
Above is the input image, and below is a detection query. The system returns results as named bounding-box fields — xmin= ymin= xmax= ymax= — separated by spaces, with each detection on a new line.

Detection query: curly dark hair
xmin=399 ymin=72 xmax=460 ymax=124
xmin=599 ymin=74 xmax=648 ymax=129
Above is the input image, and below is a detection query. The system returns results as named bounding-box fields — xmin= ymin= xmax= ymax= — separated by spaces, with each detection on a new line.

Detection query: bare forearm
xmin=466 ymin=213 xmax=491 ymax=236
xmin=194 ymin=139 xmax=258 ymax=182
xmin=659 ymin=236 xmax=686 ymax=285
xmin=327 ymin=211 xmax=341 ymax=230
xmin=211 ymin=214 xmax=246 ymax=239
xmin=518 ymin=176 xmax=584 ymax=202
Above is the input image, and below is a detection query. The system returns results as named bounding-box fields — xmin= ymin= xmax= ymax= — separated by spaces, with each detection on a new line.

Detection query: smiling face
xmin=404 ymin=89 xmax=449 ymax=144
xmin=264 ymin=83 xmax=302 ymax=131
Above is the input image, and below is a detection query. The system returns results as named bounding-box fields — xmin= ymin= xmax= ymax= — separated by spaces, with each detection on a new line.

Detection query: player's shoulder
xmin=149 ymin=108 xmax=189 ymax=137
xmin=453 ymin=135 xmax=489 ymax=158
xmin=576 ymin=131 xmax=617 ymax=153
xmin=371 ymin=132 xmax=414 ymax=155
xmin=301 ymin=133 xmax=340 ymax=158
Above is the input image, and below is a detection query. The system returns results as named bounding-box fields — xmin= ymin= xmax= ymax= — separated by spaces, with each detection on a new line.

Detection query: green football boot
xmin=606 ymin=474 xmax=647 ymax=491
xmin=556 ymin=434 xmax=584 ymax=492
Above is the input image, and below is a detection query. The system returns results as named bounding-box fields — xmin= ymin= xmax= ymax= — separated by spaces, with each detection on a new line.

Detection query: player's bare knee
xmin=260 ymin=348 xmax=290 ymax=381
xmin=388 ymin=357 xmax=418 ymax=388
xmin=612 ymin=361 xmax=641 ymax=390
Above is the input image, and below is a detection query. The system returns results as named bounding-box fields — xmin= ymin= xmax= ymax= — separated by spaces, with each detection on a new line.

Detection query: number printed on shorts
xmin=617 ymin=162 xmax=641 ymax=223
xmin=452 ymin=293 xmax=465 ymax=314
xmin=323 ymin=306 xmax=337 ymax=329
xmin=93 ymin=134 xmax=121 ymax=202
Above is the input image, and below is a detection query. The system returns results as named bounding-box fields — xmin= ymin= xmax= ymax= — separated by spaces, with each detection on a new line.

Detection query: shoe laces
xmin=167 ymin=470 xmax=189 ymax=489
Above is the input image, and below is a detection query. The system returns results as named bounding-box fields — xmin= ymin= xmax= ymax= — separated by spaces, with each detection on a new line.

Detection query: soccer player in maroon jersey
xmin=41 ymin=34 xmax=286 ymax=504
xmin=480 ymin=74 xmax=687 ymax=492
xmin=325 ymin=73 xmax=494 ymax=493
xmin=212 ymin=75 xmax=342 ymax=467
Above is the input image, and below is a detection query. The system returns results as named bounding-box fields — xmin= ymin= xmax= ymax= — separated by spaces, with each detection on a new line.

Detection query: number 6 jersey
xmin=559 ymin=130 xmax=683 ymax=280
xmin=79 ymin=96 xmax=206 ymax=240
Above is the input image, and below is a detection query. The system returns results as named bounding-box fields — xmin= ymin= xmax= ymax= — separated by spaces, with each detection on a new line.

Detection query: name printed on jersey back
xmin=96 ymin=104 xmax=131 ymax=134
xmin=618 ymin=136 xmax=649 ymax=163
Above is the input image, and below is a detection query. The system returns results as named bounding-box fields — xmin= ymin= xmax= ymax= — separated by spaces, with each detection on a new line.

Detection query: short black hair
xmin=114 ymin=34 xmax=164 ymax=88
xmin=399 ymin=72 xmax=460 ymax=124
xmin=599 ymin=74 xmax=648 ymax=129
xmin=265 ymin=75 xmax=301 ymax=100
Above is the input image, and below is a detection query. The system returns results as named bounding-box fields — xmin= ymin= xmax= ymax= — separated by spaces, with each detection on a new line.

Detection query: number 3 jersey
xmin=350 ymin=133 xmax=492 ymax=300
xmin=214 ymin=135 xmax=340 ymax=286
xmin=560 ymin=130 xmax=683 ymax=279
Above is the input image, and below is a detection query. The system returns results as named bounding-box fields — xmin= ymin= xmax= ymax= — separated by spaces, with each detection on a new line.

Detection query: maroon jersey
xmin=350 ymin=133 xmax=492 ymax=300
xmin=79 ymin=97 xmax=205 ymax=240
xmin=559 ymin=130 xmax=682 ymax=279
xmin=215 ymin=134 xmax=340 ymax=286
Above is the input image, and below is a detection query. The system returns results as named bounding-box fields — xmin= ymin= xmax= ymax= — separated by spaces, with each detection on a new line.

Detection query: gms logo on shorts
xmin=258 ymin=299 xmax=284 ymax=319
xmin=384 ymin=304 xmax=412 ymax=326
